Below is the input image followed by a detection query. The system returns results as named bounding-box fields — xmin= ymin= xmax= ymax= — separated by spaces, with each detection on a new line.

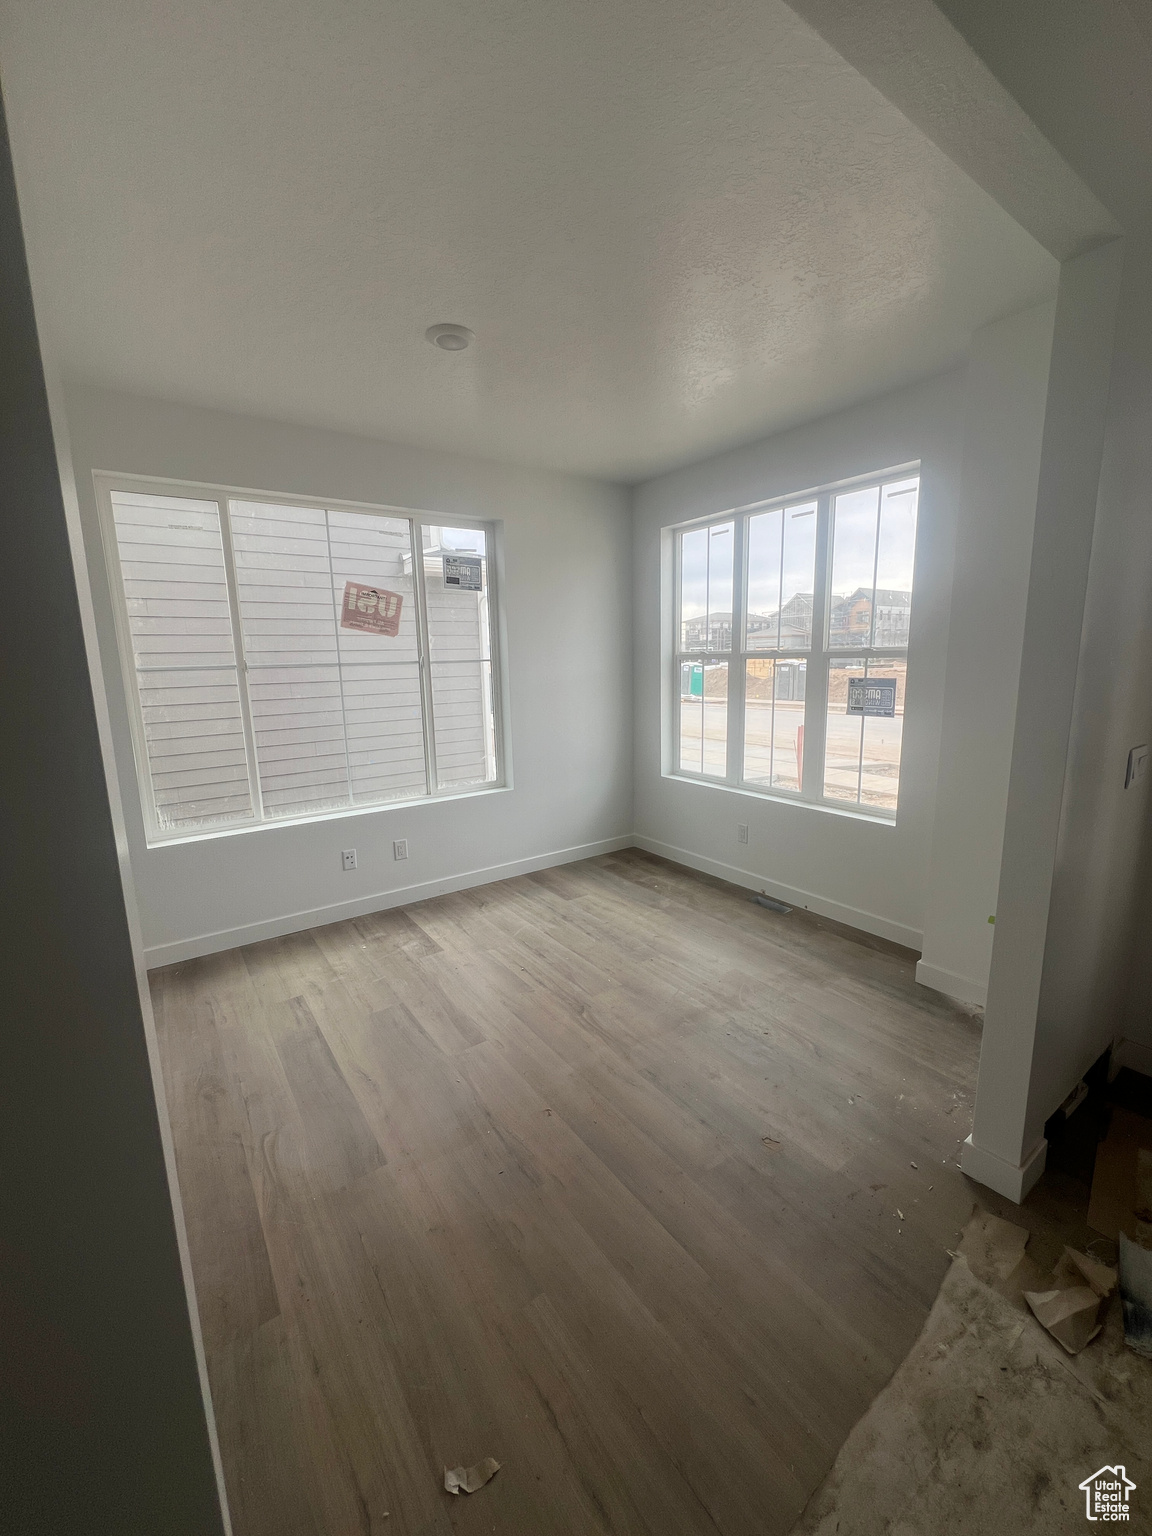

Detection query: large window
xmin=673 ymin=469 xmax=919 ymax=817
xmin=97 ymin=475 xmax=503 ymax=842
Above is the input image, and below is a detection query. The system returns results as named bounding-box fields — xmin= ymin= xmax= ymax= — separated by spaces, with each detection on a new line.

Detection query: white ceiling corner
xmin=1 ymin=0 xmax=1058 ymax=481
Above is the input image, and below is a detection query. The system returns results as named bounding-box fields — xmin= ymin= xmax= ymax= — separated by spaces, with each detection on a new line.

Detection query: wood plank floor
xmin=153 ymin=849 xmax=991 ymax=1536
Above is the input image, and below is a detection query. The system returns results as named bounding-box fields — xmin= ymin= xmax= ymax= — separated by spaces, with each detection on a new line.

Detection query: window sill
xmin=143 ymin=781 xmax=511 ymax=850
xmin=662 ymin=771 xmax=897 ymax=826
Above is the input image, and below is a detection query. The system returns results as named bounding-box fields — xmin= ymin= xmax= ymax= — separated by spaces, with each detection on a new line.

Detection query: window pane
xmin=706 ymin=523 xmax=734 ymax=651
xmin=680 ymin=522 xmax=734 ymax=651
xmin=109 ymin=490 xmax=255 ymax=831
xmin=824 ymin=657 xmax=906 ymax=809
xmin=139 ymin=668 xmax=252 ymax=831
xmin=861 ymin=659 xmax=907 ymax=812
xmin=824 ymin=656 xmax=866 ymax=802
xmin=343 ymin=662 xmax=426 ymax=803
xmin=746 ymin=509 xmax=782 ymax=648
xmin=743 ymin=658 xmax=805 ymax=791
xmin=329 ymin=508 xmax=420 ymax=665
xmin=231 ymin=500 xmax=428 ymax=817
xmin=678 ymin=661 xmax=727 ymax=776
xmin=747 ymin=502 xmax=816 ymax=651
xmin=679 ymin=527 xmax=707 ymax=649
xmin=423 ymin=526 xmax=497 ymax=788
xmin=873 ymin=479 xmax=918 ymax=647
xmin=781 ymin=504 xmax=817 ymax=648
xmin=431 ymin=660 xmax=497 ymax=789
xmin=245 ymin=665 xmax=350 ymax=817
xmin=829 ymin=486 xmax=880 ymax=648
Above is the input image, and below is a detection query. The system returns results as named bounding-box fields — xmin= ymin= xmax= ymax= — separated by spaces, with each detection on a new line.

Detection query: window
xmin=97 ymin=475 xmax=504 ymax=842
xmin=672 ymin=469 xmax=919 ymax=817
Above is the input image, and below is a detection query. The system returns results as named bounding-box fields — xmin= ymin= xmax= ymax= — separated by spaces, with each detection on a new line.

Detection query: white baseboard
xmin=631 ymin=835 xmax=922 ymax=950
xmin=1110 ymin=1037 xmax=1152 ymax=1080
xmin=960 ymin=1132 xmax=1047 ymax=1204
xmin=143 ymin=834 xmax=634 ymax=968
xmin=145 ymin=833 xmax=926 ymax=969
xmin=915 ymin=959 xmax=988 ymax=1008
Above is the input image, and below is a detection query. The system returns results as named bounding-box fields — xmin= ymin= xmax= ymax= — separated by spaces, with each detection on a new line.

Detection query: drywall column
xmin=916 ymin=302 xmax=1054 ymax=1005
xmin=0 ymin=89 xmax=227 ymax=1536
xmin=962 ymin=240 xmax=1123 ymax=1201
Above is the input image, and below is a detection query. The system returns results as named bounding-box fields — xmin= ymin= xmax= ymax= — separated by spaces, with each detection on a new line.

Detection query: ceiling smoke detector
xmin=425 ymin=323 xmax=474 ymax=351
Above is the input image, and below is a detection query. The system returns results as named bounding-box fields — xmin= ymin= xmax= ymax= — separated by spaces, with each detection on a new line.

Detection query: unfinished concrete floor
xmin=151 ymin=849 xmax=1077 ymax=1535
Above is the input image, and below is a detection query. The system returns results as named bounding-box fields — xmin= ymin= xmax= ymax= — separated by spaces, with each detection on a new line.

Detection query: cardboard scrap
xmin=957 ymin=1209 xmax=1117 ymax=1355
xmin=1024 ymin=1246 xmax=1117 ymax=1355
xmin=958 ymin=1209 xmax=1029 ymax=1284
xmin=444 ymin=1457 xmax=500 ymax=1496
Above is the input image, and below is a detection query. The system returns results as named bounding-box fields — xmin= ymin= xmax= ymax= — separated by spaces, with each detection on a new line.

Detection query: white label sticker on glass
xmin=443 ymin=555 xmax=482 ymax=590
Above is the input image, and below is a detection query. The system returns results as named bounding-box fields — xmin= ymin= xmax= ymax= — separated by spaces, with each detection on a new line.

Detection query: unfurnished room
xmin=5 ymin=4 xmax=1152 ymax=1535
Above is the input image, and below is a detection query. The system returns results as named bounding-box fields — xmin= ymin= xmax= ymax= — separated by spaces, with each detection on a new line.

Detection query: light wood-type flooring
xmin=154 ymin=849 xmax=1006 ymax=1536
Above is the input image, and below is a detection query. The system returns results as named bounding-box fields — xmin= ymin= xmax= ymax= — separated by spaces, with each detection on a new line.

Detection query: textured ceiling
xmin=0 ymin=0 xmax=1058 ymax=481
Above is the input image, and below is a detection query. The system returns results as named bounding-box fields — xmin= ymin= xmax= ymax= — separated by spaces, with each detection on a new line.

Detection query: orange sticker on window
xmin=340 ymin=581 xmax=403 ymax=636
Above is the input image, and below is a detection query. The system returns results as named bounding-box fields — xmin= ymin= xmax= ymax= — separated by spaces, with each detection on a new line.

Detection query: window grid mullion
xmin=322 ymin=508 xmax=356 ymax=810
xmin=801 ymin=492 xmax=832 ymax=804
xmin=672 ymin=533 xmax=683 ymax=774
xmin=410 ymin=518 xmax=439 ymax=796
xmin=217 ymin=496 xmax=266 ymax=824
xmin=726 ymin=515 xmax=748 ymax=786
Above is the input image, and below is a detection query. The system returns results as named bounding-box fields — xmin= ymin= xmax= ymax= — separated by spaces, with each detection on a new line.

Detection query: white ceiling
xmin=1 ymin=0 xmax=1058 ymax=482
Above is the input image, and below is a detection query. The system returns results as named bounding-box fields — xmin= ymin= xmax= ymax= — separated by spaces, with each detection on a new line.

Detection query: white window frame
xmin=669 ymin=463 xmax=919 ymax=820
xmin=95 ymin=471 xmax=509 ymax=844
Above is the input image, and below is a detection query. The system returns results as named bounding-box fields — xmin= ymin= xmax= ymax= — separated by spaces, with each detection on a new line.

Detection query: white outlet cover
xmin=342 ymin=848 xmax=357 ymax=870
xmin=393 ymin=839 xmax=408 ymax=860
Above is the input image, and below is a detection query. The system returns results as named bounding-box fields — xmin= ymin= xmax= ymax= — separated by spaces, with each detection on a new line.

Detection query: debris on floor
xmin=960 ymin=1206 xmax=1117 ymax=1354
xmin=444 ymin=1457 xmax=501 ymax=1496
xmin=1023 ymin=1246 xmax=1117 ymax=1354
xmin=956 ymin=1208 xmax=1031 ymax=1287
xmin=761 ymin=1136 xmax=781 ymax=1149
xmin=789 ymin=1210 xmax=1152 ymax=1534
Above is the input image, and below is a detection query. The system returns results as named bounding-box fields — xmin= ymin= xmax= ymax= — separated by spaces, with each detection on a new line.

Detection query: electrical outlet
xmin=341 ymin=848 xmax=357 ymax=871
xmin=737 ymin=824 xmax=749 ymax=845
xmin=393 ymin=839 xmax=408 ymax=861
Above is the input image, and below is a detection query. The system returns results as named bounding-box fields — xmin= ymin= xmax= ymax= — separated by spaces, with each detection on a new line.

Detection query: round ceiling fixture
xmin=425 ymin=323 xmax=474 ymax=351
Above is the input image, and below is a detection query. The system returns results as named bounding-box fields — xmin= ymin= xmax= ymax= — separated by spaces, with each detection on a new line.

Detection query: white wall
xmin=962 ymin=243 xmax=1124 ymax=1199
xmin=1036 ymin=237 xmax=1152 ymax=1099
xmin=66 ymin=386 xmax=633 ymax=963
xmin=916 ymin=302 xmax=1055 ymax=1004
xmin=631 ymin=368 xmax=967 ymax=949
xmin=631 ymin=307 xmax=1057 ymax=960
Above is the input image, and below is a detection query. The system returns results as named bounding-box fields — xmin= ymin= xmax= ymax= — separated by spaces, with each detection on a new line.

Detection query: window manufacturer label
xmin=846 ymin=677 xmax=897 ymax=717
xmin=443 ymin=554 xmax=482 ymax=590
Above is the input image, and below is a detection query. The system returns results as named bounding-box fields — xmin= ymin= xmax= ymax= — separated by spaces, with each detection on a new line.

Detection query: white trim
xmin=631 ymin=834 xmax=922 ymax=949
xmin=960 ymin=1132 xmax=1047 ymax=1204
xmin=143 ymin=835 xmax=634 ymax=967
xmin=1109 ymin=1037 xmax=1152 ymax=1081
xmin=915 ymin=959 xmax=988 ymax=1008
